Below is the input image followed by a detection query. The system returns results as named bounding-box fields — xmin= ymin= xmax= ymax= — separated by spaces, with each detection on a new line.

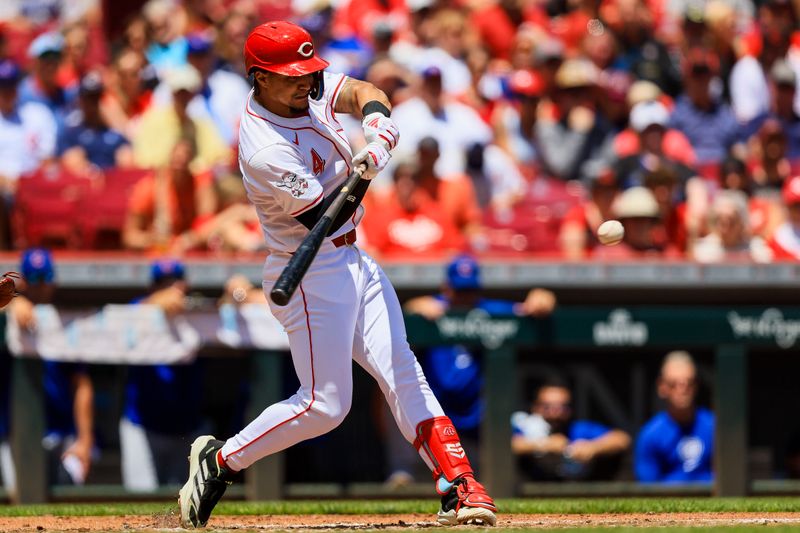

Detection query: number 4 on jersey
xmin=311 ymin=148 xmax=325 ymax=175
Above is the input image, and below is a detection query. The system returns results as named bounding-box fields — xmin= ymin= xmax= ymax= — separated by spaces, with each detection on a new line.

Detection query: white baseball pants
xmin=221 ymin=242 xmax=444 ymax=470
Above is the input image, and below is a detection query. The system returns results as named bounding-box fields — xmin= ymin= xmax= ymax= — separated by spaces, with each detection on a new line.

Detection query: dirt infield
xmin=1 ymin=512 xmax=800 ymax=532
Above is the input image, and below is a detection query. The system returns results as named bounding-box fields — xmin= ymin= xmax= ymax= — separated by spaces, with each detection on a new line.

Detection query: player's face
xmin=257 ymin=71 xmax=315 ymax=117
xmin=534 ymin=386 xmax=572 ymax=429
xmin=658 ymin=362 xmax=697 ymax=410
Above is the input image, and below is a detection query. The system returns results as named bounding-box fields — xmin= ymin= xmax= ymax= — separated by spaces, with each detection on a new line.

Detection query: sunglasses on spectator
xmin=661 ymin=378 xmax=696 ymax=388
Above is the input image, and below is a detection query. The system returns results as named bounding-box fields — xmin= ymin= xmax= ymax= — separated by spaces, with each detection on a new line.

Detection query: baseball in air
xmin=597 ymin=220 xmax=624 ymax=246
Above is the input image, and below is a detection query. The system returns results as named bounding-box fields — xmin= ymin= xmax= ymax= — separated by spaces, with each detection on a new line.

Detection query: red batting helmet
xmin=244 ymin=21 xmax=329 ymax=77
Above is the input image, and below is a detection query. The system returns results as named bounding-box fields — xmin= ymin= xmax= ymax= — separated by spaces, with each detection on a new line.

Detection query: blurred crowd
xmin=4 ymin=0 xmax=800 ymax=260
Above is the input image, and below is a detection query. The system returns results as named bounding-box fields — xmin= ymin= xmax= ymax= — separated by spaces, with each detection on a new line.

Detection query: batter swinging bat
xmin=270 ymin=164 xmax=367 ymax=306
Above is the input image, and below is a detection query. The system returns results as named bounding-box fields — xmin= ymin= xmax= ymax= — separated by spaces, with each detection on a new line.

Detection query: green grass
xmin=1 ymin=498 xmax=800 ymax=518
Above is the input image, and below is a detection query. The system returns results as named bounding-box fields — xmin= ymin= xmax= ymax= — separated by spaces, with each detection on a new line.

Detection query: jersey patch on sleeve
xmin=276 ymin=171 xmax=309 ymax=198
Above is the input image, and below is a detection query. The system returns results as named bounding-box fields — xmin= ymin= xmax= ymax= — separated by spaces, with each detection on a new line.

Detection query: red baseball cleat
xmin=437 ymin=474 xmax=498 ymax=526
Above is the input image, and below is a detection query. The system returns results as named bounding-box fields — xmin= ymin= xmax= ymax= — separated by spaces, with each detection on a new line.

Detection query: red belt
xmin=331 ymin=228 xmax=357 ymax=248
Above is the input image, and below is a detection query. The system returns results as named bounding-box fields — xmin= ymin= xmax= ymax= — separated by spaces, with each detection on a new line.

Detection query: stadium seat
xmin=77 ymin=168 xmax=151 ymax=249
xmin=12 ymin=166 xmax=91 ymax=249
xmin=482 ymin=177 xmax=583 ymax=253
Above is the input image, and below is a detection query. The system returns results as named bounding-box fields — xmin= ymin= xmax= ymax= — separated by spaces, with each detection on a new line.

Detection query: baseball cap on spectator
xmin=28 ymin=31 xmax=64 ymax=59
xmin=21 ymin=248 xmax=55 ymax=284
xmin=770 ymin=59 xmax=796 ymax=87
xmin=151 ymin=258 xmax=185 ymax=285
xmin=630 ymin=100 xmax=670 ymax=132
xmin=187 ymin=32 xmax=214 ymax=55
xmin=164 ymin=65 xmax=202 ymax=93
xmin=627 ymin=80 xmax=662 ymax=107
xmin=535 ymin=38 xmax=565 ymax=65
xmin=613 ymin=186 xmax=660 ymax=219
xmin=782 ymin=175 xmax=800 ymax=205
xmin=555 ymin=58 xmax=598 ymax=89
xmin=79 ymin=71 xmax=104 ymax=97
xmin=508 ymin=69 xmax=544 ymax=98
xmin=0 ymin=59 xmax=21 ymax=87
xmin=420 ymin=65 xmax=442 ymax=79
xmin=447 ymin=255 xmax=481 ymax=290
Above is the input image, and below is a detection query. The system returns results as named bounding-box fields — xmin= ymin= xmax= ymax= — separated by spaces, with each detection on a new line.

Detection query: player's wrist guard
xmin=361 ymin=100 xmax=391 ymax=118
xmin=414 ymin=416 xmax=474 ymax=494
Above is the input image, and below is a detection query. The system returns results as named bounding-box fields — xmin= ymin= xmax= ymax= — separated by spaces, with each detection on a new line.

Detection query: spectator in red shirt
xmin=122 ymin=135 xmax=217 ymax=252
xmin=361 ymin=160 xmax=466 ymax=258
xmin=468 ymin=0 xmax=547 ymax=61
xmin=413 ymin=137 xmax=484 ymax=240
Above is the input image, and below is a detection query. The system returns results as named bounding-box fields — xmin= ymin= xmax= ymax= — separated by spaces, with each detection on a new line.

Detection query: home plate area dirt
xmin=1 ymin=512 xmax=800 ymax=532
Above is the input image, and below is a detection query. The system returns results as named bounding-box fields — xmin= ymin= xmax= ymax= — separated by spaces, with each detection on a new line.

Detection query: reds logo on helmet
xmin=244 ymin=21 xmax=329 ymax=77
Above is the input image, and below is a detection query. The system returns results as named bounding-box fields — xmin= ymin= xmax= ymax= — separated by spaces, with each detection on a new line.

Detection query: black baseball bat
xmin=270 ymin=164 xmax=366 ymax=306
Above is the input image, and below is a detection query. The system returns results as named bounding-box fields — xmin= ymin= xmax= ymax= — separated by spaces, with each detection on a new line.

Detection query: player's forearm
xmin=72 ymin=374 xmax=94 ymax=447
xmin=591 ymin=430 xmax=631 ymax=456
xmin=335 ymin=79 xmax=392 ymax=117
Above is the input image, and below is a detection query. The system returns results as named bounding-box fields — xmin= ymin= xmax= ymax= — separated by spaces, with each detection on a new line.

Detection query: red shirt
xmin=361 ymin=190 xmax=466 ymax=257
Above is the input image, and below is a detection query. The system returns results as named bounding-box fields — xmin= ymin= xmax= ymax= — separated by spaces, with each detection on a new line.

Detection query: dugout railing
xmin=6 ymin=304 xmax=799 ymax=503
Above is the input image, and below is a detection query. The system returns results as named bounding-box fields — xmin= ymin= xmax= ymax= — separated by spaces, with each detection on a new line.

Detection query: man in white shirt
xmin=0 ymin=59 xmax=58 ymax=193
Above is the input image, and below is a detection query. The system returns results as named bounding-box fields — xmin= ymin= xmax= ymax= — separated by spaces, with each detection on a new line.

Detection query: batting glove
xmin=352 ymin=141 xmax=391 ymax=180
xmin=362 ymin=112 xmax=400 ymax=151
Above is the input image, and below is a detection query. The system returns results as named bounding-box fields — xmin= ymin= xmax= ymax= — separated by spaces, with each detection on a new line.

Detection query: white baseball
xmin=597 ymin=219 xmax=624 ymax=246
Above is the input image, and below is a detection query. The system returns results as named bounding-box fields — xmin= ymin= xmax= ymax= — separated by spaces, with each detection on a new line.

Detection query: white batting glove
xmin=362 ymin=112 xmax=400 ymax=151
xmin=352 ymin=141 xmax=391 ymax=180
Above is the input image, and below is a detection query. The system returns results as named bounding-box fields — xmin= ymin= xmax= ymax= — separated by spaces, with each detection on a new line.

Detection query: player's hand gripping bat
xmin=270 ymin=164 xmax=366 ymax=306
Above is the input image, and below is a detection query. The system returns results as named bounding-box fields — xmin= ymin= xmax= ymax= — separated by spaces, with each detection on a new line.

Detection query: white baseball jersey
xmin=238 ymin=71 xmax=363 ymax=253
xmin=222 ymin=68 xmax=446 ymax=482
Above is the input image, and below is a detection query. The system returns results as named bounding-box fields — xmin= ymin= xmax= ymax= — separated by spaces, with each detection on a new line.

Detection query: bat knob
xmin=270 ymin=288 xmax=291 ymax=306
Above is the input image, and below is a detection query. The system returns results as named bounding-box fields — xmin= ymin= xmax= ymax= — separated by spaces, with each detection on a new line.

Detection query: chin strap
xmin=413 ymin=416 xmax=474 ymax=495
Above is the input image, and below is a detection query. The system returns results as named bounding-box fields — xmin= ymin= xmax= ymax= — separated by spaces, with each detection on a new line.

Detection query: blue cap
xmin=187 ymin=32 xmax=213 ymax=55
xmin=151 ymin=258 xmax=185 ymax=284
xmin=28 ymin=31 xmax=64 ymax=58
xmin=0 ymin=59 xmax=21 ymax=86
xmin=446 ymin=255 xmax=481 ymax=291
xmin=421 ymin=65 xmax=442 ymax=79
xmin=21 ymin=248 xmax=55 ymax=284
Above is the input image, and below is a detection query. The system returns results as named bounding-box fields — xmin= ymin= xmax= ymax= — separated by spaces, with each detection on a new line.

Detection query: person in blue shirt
xmin=120 ymin=258 xmax=206 ymax=492
xmin=635 ymin=351 xmax=714 ymax=482
xmin=58 ymin=72 xmax=132 ymax=174
xmin=384 ymin=255 xmax=556 ymax=486
xmin=668 ymin=49 xmax=741 ymax=164
xmin=8 ymin=248 xmax=95 ymax=485
xmin=511 ymin=380 xmax=631 ymax=481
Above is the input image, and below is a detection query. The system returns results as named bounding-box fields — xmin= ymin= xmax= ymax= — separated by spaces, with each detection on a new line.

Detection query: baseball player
xmin=179 ymin=21 xmax=497 ymax=528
